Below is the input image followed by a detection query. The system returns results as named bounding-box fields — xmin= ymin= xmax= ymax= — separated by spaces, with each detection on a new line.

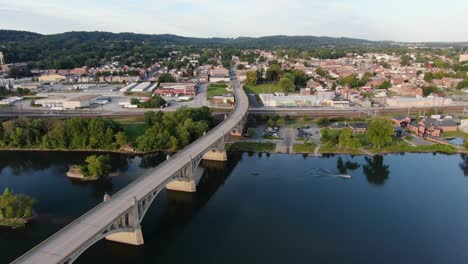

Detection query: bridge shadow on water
xmin=76 ymin=151 xmax=243 ymax=264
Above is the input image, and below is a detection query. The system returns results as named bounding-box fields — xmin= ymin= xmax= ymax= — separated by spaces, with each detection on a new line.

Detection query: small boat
xmin=340 ymin=174 xmax=352 ymax=179
xmin=250 ymin=172 xmax=260 ymax=176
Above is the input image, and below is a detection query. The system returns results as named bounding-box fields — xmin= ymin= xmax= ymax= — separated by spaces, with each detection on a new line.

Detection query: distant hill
xmin=0 ymin=30 xmax=377 ymax=68
xmin=0 ymin=30 xmax=373 ymax=47
xmin=0 ymin=30 xmax=42 ymax=42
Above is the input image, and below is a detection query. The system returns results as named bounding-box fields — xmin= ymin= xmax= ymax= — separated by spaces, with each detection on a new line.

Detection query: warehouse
xmin=62 ymin=94 xmax=102 ymax=109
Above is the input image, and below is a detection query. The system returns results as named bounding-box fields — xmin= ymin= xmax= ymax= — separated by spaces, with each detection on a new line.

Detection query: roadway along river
xmin=2 ymin=151 xmax=468 ymax=263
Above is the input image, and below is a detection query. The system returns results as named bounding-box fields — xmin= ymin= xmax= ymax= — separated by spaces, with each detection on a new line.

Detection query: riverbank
xmin=229 ymin=141 xmax=464 ymax=155
xmin=0 ymin=147 xmax=168 ymax=156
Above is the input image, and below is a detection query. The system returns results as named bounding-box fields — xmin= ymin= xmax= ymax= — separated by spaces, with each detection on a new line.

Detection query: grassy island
xmin=0 ymin=188 xmax=36 ymax=228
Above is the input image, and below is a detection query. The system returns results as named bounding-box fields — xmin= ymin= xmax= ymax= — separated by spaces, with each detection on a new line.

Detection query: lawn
xmin=243 ymin=83 xmax=284 ymax=94
xmin=119 ymin=122 xmax=147 ymax=143
xmin=374 ymin=142 xmax=458 ymax=154
xmin=442 ymin=131 xmax=468 ymax=139
xmin=228 ymin=142 xmax=276 ymax=153
xmin=207 ymin=83 xmax=229 ymax=98
xmin=293 ymin=142 xmax=317 ymax=154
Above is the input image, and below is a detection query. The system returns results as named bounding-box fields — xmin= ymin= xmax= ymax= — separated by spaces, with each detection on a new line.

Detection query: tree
xmin=277 ymin=118 xmax=286 ymax=127
xmin=82 ymin=155 xmax=112 ymax=179
xmin=378 ymin=80 xmax=392 ymax=89
xmin=247 ymin=128 xmax=256 ymax=138
xmin=266 ymin=64 xmax=282 ymax=82
xmin=424 ymin=72 xmax=433 ymax=83
xmin=157 ymin=73 xmax=175 ymax=84
xmin=422 ymin=86 xmax=440 ymax=97
xmin=237 ymin=64 xmax=246 ymax=70
xmin=316 ymin=67 xmax=326 ymax=77
xmin=338 ymin=128 xmax=353 ymax=148
xmin=367 ymin=118 xmax=394 ymax=149
xmin=115 ymin=132 xmax=127 ymax=148
xmin=400 ymin=55 xmax=412 ymax=66
xmin=0 ymin=188 xmax=36 ymax=220
xmin=279 ymin=77 xmax=295 ymax=93
xmin=246 ymin=71 xmax=258 ymax=86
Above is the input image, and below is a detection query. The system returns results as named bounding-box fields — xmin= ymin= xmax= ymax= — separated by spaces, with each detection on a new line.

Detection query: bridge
xmin=12 ymin=71 xmax=249 ymax=264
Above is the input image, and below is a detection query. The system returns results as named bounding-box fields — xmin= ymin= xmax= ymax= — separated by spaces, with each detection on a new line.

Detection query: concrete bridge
xmin=12 ymin=72 xmax=249 ymax=264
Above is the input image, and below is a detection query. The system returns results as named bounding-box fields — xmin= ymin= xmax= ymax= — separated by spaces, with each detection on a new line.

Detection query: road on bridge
xmin=12 ymin=70 xmax=249 ymax=264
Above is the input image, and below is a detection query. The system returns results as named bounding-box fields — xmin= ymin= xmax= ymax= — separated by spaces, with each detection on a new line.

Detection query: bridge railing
xmin=12 ymin=74 xmax=248 ymax=263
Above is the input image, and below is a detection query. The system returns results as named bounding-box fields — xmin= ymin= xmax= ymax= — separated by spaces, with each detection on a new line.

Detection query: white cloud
xmin=0 ymin=0 xmax=466 ymax=41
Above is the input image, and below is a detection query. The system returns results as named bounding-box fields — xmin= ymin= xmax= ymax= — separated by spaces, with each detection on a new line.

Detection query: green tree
xmin=279 ymin=77 xmax=295 ymax=93
xmin=82 ymin=155 xmax=112 ymax=179
xmin=422 ymin=86 xmax=440 ymax=97
xmin=338 ymin=128 xmax=352 ymax=148
xmin=115 ymin=132 xmax=127 ymax=148
xmin=247 ymin=128 xmax=256 ymax=138
xmin=266 ymin=64 xmax=282 ymax=82
xmin=246 ymin=71 xmax=258 ymax=86
xmin=424 ymin=72 xmax=434 ymax=83
xmin=277 ymin=118 xmax=286 ymax=127
xmin=378 ymin=80 xmax=392 ymax=89
xmin=367 ymin=118 xmax=394 ymax=149
xmin=157 ymin=73 xmax=175 ymax=84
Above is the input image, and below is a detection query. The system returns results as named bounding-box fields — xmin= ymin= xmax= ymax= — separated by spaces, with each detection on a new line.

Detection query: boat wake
xmin=306 ymin=168 xmax=352 ymax=179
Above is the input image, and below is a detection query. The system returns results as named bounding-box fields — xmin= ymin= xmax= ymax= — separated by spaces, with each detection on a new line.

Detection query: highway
xmin=12 ymin=71 xmax=249 ymax=264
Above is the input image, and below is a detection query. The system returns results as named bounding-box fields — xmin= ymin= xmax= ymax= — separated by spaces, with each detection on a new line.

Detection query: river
xmin=1 ymin=151 xmax=468 ymax=264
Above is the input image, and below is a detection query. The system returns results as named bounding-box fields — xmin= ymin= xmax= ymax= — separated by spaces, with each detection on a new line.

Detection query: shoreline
xmin=228 ymin=142 xmax=466 ymax=156
xmin=0 ymin=148 xmax=169 ymax=156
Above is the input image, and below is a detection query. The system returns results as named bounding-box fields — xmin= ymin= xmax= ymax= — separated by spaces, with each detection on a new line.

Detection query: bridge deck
xmin=13 ymin=74 xmax=248 ymax=264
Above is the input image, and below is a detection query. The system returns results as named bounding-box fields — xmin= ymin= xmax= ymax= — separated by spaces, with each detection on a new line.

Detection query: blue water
xmin=1 ymin=152 xmax=468 ymax=264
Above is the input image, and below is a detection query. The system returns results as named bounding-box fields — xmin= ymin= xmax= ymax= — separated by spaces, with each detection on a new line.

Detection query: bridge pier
xmin=106 ymin=227 xmax=144 ymax=246
xmin=203 ymin=150 xmax=228 ymax=161
xmin=166 ymin=167 xmax=204 ymax=192
xmin=105 ymin=197 xmax=145 ymax=246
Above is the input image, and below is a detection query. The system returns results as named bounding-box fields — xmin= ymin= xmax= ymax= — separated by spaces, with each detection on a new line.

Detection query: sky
xmin=0 ymin=0 xmax=467 ymax=42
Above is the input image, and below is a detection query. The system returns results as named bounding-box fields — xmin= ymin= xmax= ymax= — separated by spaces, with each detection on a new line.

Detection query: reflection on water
xmin=363 ymin=155 xmax=390 ymax=185
xmin=3 ymin=151 xmax=468 ymax=264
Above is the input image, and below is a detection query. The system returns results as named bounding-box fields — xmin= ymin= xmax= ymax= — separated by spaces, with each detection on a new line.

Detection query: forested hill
xmin=0 ymin=30 xmax=42 ymax=42
xmin=0 ymin=30 xmax=373 ymax=47
xmin=0 ymin=29 xmax=374 ymax=68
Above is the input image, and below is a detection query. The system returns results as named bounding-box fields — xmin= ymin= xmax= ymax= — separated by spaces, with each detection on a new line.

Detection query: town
xmin=1 ymin=41 xmax=468 ymax=154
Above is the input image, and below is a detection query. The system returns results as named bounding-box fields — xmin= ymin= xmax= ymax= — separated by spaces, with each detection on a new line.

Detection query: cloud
xmin=0 ymin=0 xmax=466 ymax=41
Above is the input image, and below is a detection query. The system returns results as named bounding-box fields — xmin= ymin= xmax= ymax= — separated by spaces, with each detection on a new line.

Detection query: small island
xmin=67 ymin=154 xmax=112 ymax=181
xmin=0 ymin=188 xmax=36 ymax=228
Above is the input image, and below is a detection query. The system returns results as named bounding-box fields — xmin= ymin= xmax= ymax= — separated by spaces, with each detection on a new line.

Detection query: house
xmin=391 ymin=115 xmax=412 ymax=128
xmin=420 ymin=118 xmax=458 ymax=133
xmin=300 ymin=88 xmax=311 ymax=96
xmin=348 ymin=123 xmax=368 ymax=134
xmin=408 ymin=122 xmax=425 ymax=136
xmin=408 ymin=117 xmax=459 ymax=137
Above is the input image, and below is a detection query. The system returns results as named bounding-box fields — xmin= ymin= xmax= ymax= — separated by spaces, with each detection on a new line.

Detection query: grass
xmin=375 ymin=142 xmax=458 ymax=154
xmin=293 ymin=142 xmax=317 ymax=154
xmin=207 ymin=83 xmax=229 ymax=98
xmin=243 ymin=83 xmax=284 ymax=94
xmin=119 ymin=122 xmax=147 ymax=143
xmin=228 ymin=142 xmax=276 ymax=153
xmin=112 ymin=117 xmax=145 ymax=123
xmin=442 ymin=131 xmax=468 ymax=139
xmin=262 ymin=135 xmax=282 ymax=140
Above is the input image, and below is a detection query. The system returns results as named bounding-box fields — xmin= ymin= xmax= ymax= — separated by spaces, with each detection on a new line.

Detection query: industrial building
xmin=155 ymin=83 xmax=197 ymax=96
xmin=36 ymin=94 xmax=102 ymax=109
xmin=259 ymin=93 xmax=336 ymax=108
xmin=386 ymin=96 xmax=453 ymax=108
xmin=209 ymin=68 xmax=230 ymax=83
